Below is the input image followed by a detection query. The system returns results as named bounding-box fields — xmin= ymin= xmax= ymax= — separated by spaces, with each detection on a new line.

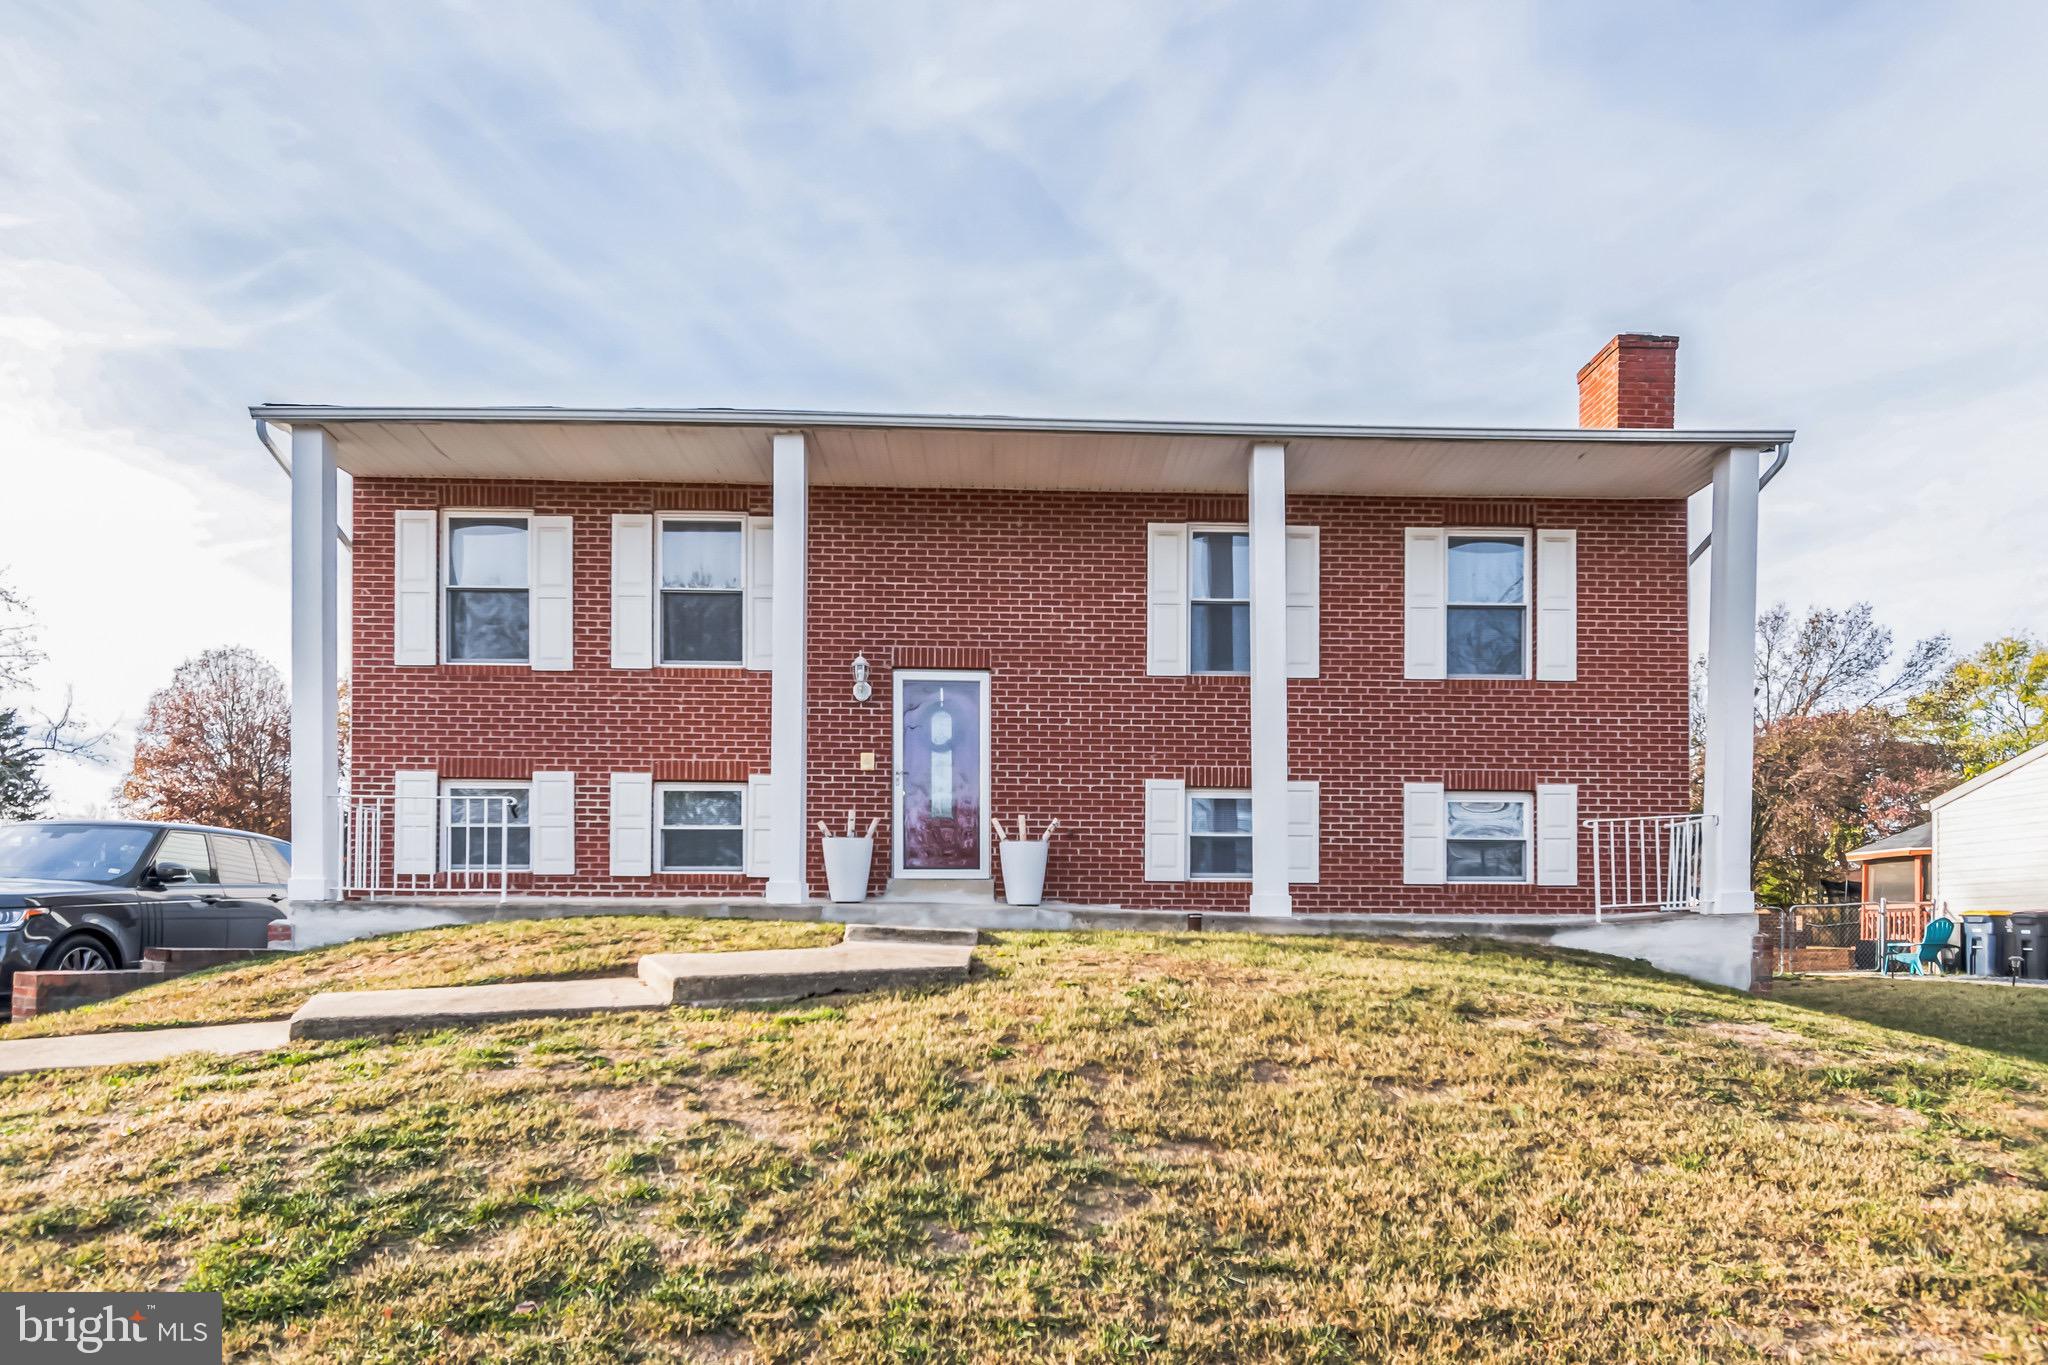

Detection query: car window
xmin=254 ymin=841 xmax=290 ymax=884
xmin=154 ymin=830 xmax=219 ymax=885
xmin=209 ymin=834 xmax=262 ymax=885
xmin=0 ymin=824 xmax=155 ymax=883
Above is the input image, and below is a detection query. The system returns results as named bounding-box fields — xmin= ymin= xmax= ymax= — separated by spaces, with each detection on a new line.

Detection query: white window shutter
xmin=1403 ymin=528 xmax=1447 ymax=680
xmin=610 ymin=514 xmax=654 ymax=669
xmin=1143 ymin=778 xmax=1187 ymax=881
xmin=1145 ymin=523 xmax=1189 ymax=676
xmin=1402 ymin=781 xmax=1446 ymax=885
xmin=1535 ymin=529 xmax=1578 ymax=682
xmin=393 ymin=768 xmax=439 ymax=875
xmin=608 ymin=772 xmax=653 ymax=876
xmin=1286 ymin=779 xmax=1319 ymax=883
xmin=531 ymin=771 xmax=577 ymax=875
xmin=745 ymin=774 xmax=774 ymax=876
xmin=1536 ymin=783 xmax=1579 ymax=886
xmin=393 ymin=511 xmax=437 ymax=666
xmin=530 ymin=516 xmax=574 ymax=671
xmin=1284 ymin=525 xmax=1320 ymax=679
xmin=745 ymin=517 xmax=775 ymax=672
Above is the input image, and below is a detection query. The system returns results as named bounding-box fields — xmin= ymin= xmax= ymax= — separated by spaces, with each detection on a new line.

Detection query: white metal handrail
xmin=1583 ymin=813 xmax=1714 ymax=919
xmin=337 ymin=793 xmax=524 ymax=901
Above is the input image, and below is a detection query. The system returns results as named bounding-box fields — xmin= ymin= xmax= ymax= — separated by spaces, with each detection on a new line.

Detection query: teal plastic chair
xmin=1885 ymin=916 xmax=1956 ymax=975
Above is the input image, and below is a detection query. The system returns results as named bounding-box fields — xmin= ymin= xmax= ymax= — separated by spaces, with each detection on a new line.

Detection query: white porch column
xmin=1701 ymin=445 xmax=1761 ymax=916
xmin=1247 ymin=441 xmax=1291 ymax=916
xmin=765 ymin=432 xmax=810 ymax=905
xmin=287 ymin=425 xmax=341 ymax=905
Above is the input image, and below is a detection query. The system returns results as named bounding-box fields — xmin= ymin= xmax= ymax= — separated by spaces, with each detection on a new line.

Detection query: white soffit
xmin=249 ymin=406 xmax=1792 ymax=499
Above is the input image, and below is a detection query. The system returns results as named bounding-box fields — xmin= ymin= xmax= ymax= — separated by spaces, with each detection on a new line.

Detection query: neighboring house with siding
xmin=1930 ymin=741 xmax=2048 ymax=912
xmin=257 ymin=333 xmax=1789 ymax=988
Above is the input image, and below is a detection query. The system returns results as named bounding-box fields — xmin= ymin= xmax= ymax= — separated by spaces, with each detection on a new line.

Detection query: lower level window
xmin=1189 ymin=791 xmax=1253 ymax=878
xmin=659 ymin=785 xmax=745 ymax=872
xmin=1445 ymin=793 xmax=1530 ymax=883
xmin=446 ymin=783 xmax=531 ymax=871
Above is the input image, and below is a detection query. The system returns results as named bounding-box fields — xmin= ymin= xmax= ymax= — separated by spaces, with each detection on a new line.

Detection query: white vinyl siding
xmin=1145 ymin=524 xmax=1190 ymax=676
xmin=608 ymin=772 xmax=654 ymax=877
xmin=1534 ymin=530 xmax=1578 ymax=682
xmin=1403 ymin=529 xmax=1447 ymax=680
xmin=393 ymin=511 xmax=438 ymax=666
xmin=530 ymin=770 xmax=577 ymax=875
xmin=610 ymin=514 xmax=655 ymax=669
xmin=1286 ymin=779 xmax=1319 ymax=883
xmin=1402 ymin=781 xmax=1446 ymax=884
xmin=529 ymin=517 xmax=574 ymax=671
xmin=1932 ymin=745 xmax=2048 ymax=911
xmin=393 ymin=768 xmax=439 ymax=875
xmin=1535 ymin=783 xmax=1578 ymax=885
xmin=1143 ymin=778 xmax=1187 ymax=880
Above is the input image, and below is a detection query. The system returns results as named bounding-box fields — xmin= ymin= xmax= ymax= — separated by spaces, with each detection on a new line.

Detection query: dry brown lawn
xmin=0 ymin=921 xmax=2043 ymax=1362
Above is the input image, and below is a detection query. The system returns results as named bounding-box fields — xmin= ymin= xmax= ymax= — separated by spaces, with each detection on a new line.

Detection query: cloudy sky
xmin=3 ymin=1 xmax=2046 ymax=812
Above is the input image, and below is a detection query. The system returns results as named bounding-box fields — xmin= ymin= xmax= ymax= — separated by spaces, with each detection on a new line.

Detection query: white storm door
xmin=891 ymin=669 xmax=992 ymax=879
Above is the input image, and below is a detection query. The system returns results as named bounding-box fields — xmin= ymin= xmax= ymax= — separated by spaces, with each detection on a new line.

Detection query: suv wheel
xmin=45 ymin=935 xmax=116 ymax=973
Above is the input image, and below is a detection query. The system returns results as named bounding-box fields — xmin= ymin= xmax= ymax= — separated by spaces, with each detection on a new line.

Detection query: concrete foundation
xmin=291 ymin=896 xmax=1760 ymax=991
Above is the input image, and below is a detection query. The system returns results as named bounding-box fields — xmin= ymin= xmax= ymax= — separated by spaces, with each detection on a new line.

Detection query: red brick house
xmin=259 ymin=334 xmax=1787 ymax=987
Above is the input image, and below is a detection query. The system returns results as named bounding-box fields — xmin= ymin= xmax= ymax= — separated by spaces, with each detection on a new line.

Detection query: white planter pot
xmin=822 ymin=837 xmax=873 ymax=904
xmin=999 ymin=839 xmax=1050 ymax=907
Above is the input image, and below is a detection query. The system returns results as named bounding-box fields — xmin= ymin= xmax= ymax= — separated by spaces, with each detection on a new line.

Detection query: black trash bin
xmin=1963 ymin=913 xmax=2008 ymax=977
xmin=2010 ymin=912 xmax=2048 ymax=981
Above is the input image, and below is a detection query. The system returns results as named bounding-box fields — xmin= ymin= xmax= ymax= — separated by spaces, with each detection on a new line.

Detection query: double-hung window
xmin=1188 ymin=790 xmax=1253 ymax=878
xmin=445 ymin=782 xmax=531 ymax=871
xmin=1189 ymin=529 xmax=1250 ymax=674
xmin=660 ymin=518 xmax=745 ymax=664
xmin=657 ymin=784 xmax=746 ymax=872
xmin=1445 ymin=532 xmax=1528 ymax=678
xmin=1444 ymin=793 xmax=1531 ymax=883
xmin=446 ymin=515 xmax=531 ymax=662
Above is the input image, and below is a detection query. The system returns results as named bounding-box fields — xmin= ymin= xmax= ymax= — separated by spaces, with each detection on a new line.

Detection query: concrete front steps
xmin=286 ymin=925 xmax=975 ymax=1041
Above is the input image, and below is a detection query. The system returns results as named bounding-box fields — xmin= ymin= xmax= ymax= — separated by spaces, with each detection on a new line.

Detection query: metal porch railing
xmin=1584 ymin=813 xmax=1713 ymax=920
xmin=338 ymin=793 xmax=523 ymax=900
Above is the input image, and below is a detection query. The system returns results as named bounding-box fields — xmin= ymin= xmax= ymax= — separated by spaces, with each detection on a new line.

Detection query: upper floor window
xmin=660 ymin=518 xmax=745 ymax=664
xmin=1446 ymin=532 xmax=1527 ymax=678
xmin=446 ymin=515 xmax=531 ymax=662
xmin=1189 ymin=529 xmax=1250 ymax=674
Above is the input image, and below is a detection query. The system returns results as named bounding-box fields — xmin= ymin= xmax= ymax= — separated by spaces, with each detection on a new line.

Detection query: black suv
xmin=0 ymin=820 xmax=290 ymax=999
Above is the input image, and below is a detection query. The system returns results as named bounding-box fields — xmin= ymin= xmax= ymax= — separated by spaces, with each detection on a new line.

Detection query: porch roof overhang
xmin=248 ymin=404 xmax=1794 ymax=499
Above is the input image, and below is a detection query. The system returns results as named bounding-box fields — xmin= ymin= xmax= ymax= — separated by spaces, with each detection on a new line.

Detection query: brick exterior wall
xmin=1576 ymin=334 xmax=1679 ymax=429
xmin=349 ymin=478 xmax=1690 ymax=913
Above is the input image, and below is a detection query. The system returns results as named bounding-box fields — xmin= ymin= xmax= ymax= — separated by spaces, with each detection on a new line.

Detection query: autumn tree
xmin=121 ymin=647 xmax=291 ymax=837
xmin=1908 ymin=634 xmax=2048 ymax=776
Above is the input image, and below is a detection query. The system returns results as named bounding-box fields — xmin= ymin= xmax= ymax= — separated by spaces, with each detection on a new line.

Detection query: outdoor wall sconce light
xmin=851 ymin=652 xmax=872 ymax=703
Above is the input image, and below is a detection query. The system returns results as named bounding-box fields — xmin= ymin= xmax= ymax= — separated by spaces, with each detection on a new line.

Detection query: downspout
xmin=1687 ymin=441 xmax=1787 ymax=565
xmin=258 ymin=419 xmax=353 ymax=549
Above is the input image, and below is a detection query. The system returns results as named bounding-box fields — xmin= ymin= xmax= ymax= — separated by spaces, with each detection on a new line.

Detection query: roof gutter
xmin=256 ymin=418 xmax=353 ymax=550
xmin=1687 ymin=441 xmax=1790 ymax=566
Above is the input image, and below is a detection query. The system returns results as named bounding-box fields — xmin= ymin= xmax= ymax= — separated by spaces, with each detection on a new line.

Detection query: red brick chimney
xmin=1576 ymin=333 xmax=1678 ymax=428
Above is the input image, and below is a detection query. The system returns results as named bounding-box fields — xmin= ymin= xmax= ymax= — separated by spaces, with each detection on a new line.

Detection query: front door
xmin=892 ymin=669 xmax=991 ymax=879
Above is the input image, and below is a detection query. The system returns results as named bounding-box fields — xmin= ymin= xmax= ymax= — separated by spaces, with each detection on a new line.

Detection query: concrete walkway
xmin=0 ymin=926 xmax=977 ymax=1071
xmin=0 ymin=1021 xmax=292 ymax=1075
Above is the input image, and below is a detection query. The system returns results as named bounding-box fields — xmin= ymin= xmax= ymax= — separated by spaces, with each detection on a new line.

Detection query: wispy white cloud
xmin=2 ymin=0 xmax=2046 ymax=809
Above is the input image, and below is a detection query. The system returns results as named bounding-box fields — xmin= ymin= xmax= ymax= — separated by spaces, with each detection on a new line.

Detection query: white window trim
xmin=654 ymin=781 xmax=749 ymax=874
xmin=441 ymin=778 xmax=533 ymax=873
xmin=442 ymin=509 xmax=534 ymax=666
xmin=1187 ymin=787 xmax=1254 ymax=881
xmin=1444 ymin=527 xmax=1532 ymax=680
xmin=1187 ymin=523 xmax=1251 ymax=677
xmin=1444 ymin=790 xmax=1533 ymax=885
xmin=655 ymin=512 xmax=751 ymax=668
